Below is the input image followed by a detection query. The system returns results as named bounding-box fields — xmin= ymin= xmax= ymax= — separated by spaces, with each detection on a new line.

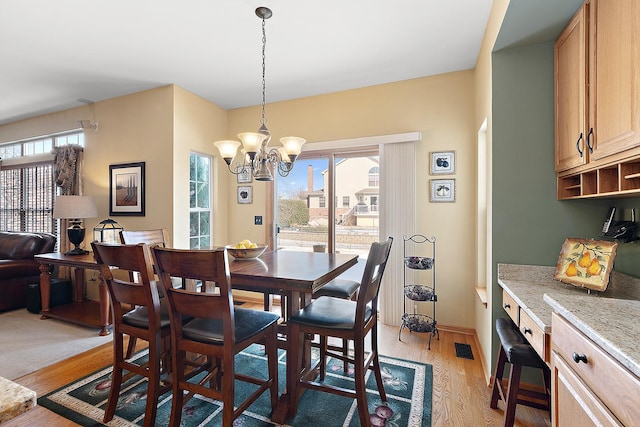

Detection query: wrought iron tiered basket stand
xmin=399 ymin=234 xmax=439 ymax=349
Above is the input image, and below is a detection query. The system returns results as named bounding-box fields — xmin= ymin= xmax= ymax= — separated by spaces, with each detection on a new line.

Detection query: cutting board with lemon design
xmin=554 ymin=238 xmax=618 ymax=292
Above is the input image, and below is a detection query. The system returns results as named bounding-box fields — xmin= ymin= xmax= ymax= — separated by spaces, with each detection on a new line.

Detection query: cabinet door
xmin=589 ymin=0 xmax=640 ymax=160
xmin=555 ymin=4 xmax=589 ymax=172
xmin=552 ymin=352 xmax=622 ymax=427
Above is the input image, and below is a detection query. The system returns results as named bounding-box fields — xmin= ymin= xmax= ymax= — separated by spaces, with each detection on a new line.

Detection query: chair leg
xmin=490 ymin=346 xmax=507 ymax=409
xmin=342 ymin=339 xmax=349 ymax=373
xmin=353 ymin=337 xmax=371 ymax=427
xmin=125 ymin=335 xmax=137 ymax=359
xmin=319 ymin=335 xmax=328 ymax=380
xmin=143 ymin=341 xmax=161 ymax=427
xmin=222 ymin=352 xmax=235 ymax=427
xmin=169 ymin=350 xmax=185 ymax=427
xmin=104 ymin=334 xmax=125 ymax=422
xmin=370 ymin=324 xmax=387 ymax=402
xmin=503 ymin=364 xmax=522 ymax=427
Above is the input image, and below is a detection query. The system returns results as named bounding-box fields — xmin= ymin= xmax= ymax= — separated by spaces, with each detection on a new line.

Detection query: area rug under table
xmin=38 ymin=345 xmax=432 ymax=426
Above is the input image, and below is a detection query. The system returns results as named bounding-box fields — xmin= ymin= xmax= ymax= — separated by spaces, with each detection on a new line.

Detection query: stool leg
xmin=503 ymin=363 xmax=522 ymax=427
xmin=490 ymin=346 xmax=507 ymax=409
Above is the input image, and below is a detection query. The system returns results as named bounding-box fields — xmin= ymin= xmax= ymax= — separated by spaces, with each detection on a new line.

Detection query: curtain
xmin=379 ymin=141 xmax=416 ymax=326
xmin=53 ymin=145 xmax=84 ymax=278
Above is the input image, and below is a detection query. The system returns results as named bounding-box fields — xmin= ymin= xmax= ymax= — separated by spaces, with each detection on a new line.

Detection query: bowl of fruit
xmin=225 ymin=240 xmax=267 ymax=260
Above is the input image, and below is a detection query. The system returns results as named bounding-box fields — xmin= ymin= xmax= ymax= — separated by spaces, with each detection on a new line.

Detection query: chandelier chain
xmin=261 ymin=16 xmax=267 ymax=128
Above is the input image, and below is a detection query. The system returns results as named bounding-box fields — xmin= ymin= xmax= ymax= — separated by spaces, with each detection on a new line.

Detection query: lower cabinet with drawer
xmin=551 ymin=312 xmax=640 ymax=426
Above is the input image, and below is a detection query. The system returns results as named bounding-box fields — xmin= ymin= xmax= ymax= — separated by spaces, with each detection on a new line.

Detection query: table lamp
xmin=93 ymin=218 xmax=123 ymax=244
xmin=53 ymin=195 xmax=98 ymax=255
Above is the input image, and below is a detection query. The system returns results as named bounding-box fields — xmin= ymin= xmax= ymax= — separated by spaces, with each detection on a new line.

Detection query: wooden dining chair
xmin=120 ymin=228 xmax=170 ymax=247
xmin=91 ymin=241 xmax=171 ymax=427
xmin=151 ymin=246 xmax=280 ymax=427
xmin=286 ymin=237 xmax=393 ymax=427
xmin=311 ymin=258 xmax=365 ymax=372
xmin=119 ymin=228 xmax=174 ymax=358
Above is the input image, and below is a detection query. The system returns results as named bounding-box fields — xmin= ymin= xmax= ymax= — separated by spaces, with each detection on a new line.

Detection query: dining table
xmin=227 ymin=249 xmax=359 ymax=423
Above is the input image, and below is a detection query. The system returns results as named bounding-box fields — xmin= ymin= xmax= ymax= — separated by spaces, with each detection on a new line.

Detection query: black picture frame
xmin=109 ymin=162 xmax=145 ymax=216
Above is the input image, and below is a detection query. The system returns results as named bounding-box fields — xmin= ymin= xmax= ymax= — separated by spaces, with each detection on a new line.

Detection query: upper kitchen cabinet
xmin=556 ymin=0 xmax=640 ymax=199
xmin=555 ymin=3 xmax=589 ymax=172
xmin=589 ymin=0 xmax=640 ymax=161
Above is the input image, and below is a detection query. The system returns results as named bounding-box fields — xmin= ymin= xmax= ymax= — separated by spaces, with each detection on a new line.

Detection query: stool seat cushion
xmin=313 ymin=279 xmax=360 ymax=299
xmin=289 ymin=296 xmax=372 ymax=330
xmin=182 ymin=307 xmax=279 ymax=345
xmin=495 ymin=317 xmax=545 ymax=369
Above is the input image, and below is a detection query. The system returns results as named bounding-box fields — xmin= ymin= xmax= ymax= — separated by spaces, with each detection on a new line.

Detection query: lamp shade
xmin=214 ymin=140 xmax=241 ymax=164
xmin=237 ymin=132 xmax=267 ymax=154
xmin=53 ymin=195 xmax=98 ymax=219
xmin=280 ymin=136 xmax=306 ymax=161
xmin=93 ymin=218 xmax=123 ymax=244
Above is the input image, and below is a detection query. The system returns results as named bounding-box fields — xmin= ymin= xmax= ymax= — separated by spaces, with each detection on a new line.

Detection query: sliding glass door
xmin=275 ymin=150 xmax=379 ymax=260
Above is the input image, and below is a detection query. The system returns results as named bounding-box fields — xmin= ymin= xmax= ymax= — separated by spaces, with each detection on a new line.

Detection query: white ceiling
xmin=0 ymin=0 xmax=494 ymax=126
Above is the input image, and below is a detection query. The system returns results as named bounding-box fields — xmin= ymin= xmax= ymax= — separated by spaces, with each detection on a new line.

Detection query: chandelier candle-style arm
xmin=213 ymin=6 xmax=306 ymax=181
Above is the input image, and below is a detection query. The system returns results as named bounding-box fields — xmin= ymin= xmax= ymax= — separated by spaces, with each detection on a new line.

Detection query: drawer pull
xmin=503 ymin=303 xmax=511 ymax=309
xmin=572 ymin=352 xmax=588 ymax=364
xmin=523 ymin=327 xmax=532 ymax=335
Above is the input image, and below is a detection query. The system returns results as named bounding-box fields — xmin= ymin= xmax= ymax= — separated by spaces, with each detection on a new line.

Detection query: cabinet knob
xmin=523 ymin=327 xmax=532 ymax=335
xmin=503 ymin=303 xmax=511 ymax=309
xmin=572 ymin=352 xmax=588 ymax=364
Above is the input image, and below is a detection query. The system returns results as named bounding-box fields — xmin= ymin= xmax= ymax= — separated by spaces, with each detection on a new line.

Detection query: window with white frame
xmin=0 ymin=131 xmax=84 ymax=236
xmin=189 ymin=152 xmax=212 ymax=249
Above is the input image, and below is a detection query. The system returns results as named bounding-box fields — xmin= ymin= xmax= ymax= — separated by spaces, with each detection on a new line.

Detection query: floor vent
xmin=454 ymin=342 xmax=474 ymax=360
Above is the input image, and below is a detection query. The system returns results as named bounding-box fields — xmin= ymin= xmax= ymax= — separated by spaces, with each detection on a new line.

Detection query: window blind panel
xmin=379 ymin=141 xmax=416 ymax=326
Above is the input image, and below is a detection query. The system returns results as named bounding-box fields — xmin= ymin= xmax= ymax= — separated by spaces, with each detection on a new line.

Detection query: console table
xmin=34 ymin=252 xmax=111 ymax=336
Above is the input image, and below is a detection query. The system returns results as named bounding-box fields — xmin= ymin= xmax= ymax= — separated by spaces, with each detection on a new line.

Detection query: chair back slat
xmin=152 ymin=246 xmax=234 ymax=330
xmin=120 ymin=229 xmax=170 ymax=247
xmin=91 ymin=242 xmax=163 ymax=325
xmin=356 ymin=237 xmax=393 ymax=319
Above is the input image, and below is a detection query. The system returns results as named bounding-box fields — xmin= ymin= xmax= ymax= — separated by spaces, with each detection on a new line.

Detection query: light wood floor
xmin=6 ymin=303 xmax=550 ymax=426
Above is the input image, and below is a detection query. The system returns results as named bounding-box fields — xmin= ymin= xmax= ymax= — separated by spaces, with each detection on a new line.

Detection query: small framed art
xmin=430 ymin=151 xmax=456 ymax=175
xmin=109 ymin=162 xmax=145 ymax=216
xmin=237 ymin=186 xmax=253 ymax=204
xmin=430 ymin=179 xmax=455 ymax=203
xmin=236 ymin=165 xmax=252 ymax=183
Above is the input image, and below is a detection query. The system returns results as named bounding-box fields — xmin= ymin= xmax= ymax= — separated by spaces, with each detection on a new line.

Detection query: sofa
xmin=0 ymin=231 xmax=56 ymax=312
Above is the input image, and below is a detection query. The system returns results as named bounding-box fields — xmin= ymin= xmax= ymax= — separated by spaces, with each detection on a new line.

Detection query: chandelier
xmin=214 ymin=7 xmax=306 ymax=182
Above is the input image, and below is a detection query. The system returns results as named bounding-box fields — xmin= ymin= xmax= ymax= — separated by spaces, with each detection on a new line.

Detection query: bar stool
xmin=490 ymin=317 xmax=550 ymax=427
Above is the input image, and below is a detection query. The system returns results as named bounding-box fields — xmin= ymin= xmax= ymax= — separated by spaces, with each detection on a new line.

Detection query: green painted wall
xmin=489 ymin=41 xmax=640 ymax=376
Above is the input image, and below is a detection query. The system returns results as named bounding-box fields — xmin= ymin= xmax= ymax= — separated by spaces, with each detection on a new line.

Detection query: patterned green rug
xmin=38 ymin=345 xmax=432 ymax=426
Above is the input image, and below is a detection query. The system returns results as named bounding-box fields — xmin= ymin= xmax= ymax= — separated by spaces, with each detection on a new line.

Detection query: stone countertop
xmin=498 ymin=263 xmax=640 ymax=378
xmin=0 ymin=376 xmax=36 ymax=423
xmin=543 ymin=293 xmax=640 ymax=379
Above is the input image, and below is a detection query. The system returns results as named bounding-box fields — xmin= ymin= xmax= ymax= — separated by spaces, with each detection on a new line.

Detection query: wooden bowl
xmin=225 ymin=245 xmax=267 ymax=260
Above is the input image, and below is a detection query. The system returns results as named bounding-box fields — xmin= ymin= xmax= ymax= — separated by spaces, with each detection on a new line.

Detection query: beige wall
xmin=474 ymin=0 xmax=510 ymax=382
xmin=226 ymin=71 xmax=479 ymax=329
xmin=173 ymin=86 xmax=229 ymax=248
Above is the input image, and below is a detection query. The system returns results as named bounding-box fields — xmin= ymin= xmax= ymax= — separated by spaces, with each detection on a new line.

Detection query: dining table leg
xmin=271 ymin=289 xmax=311 ymax=424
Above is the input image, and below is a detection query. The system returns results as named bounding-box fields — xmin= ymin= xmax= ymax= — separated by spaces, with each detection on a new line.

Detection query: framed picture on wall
xmin=236 ymin=165 xmax=252 ymax=183
xmin=109 ymin=162 xmax=145 ymax=216
xmin=237 ymin=186 xmax=253 ymax=204
xmin=430 ymin=151 xmax=456 ymax=175
xmin=430 ymin=179 xmax=455 ymax=203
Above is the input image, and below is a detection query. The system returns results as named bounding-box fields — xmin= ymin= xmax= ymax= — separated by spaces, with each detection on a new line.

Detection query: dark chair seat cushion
xmin=122 ymin=299 xmax=172 ymax=329
xmin=288 ymin=296 xmax=372 ymax=330
xmin=495 ymin=317 xmax=545 ymax=368
xmin=312 ymin=278 xmax=360 ymax=299
xmin=182 ymin=308 xmax=279 ymax=345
